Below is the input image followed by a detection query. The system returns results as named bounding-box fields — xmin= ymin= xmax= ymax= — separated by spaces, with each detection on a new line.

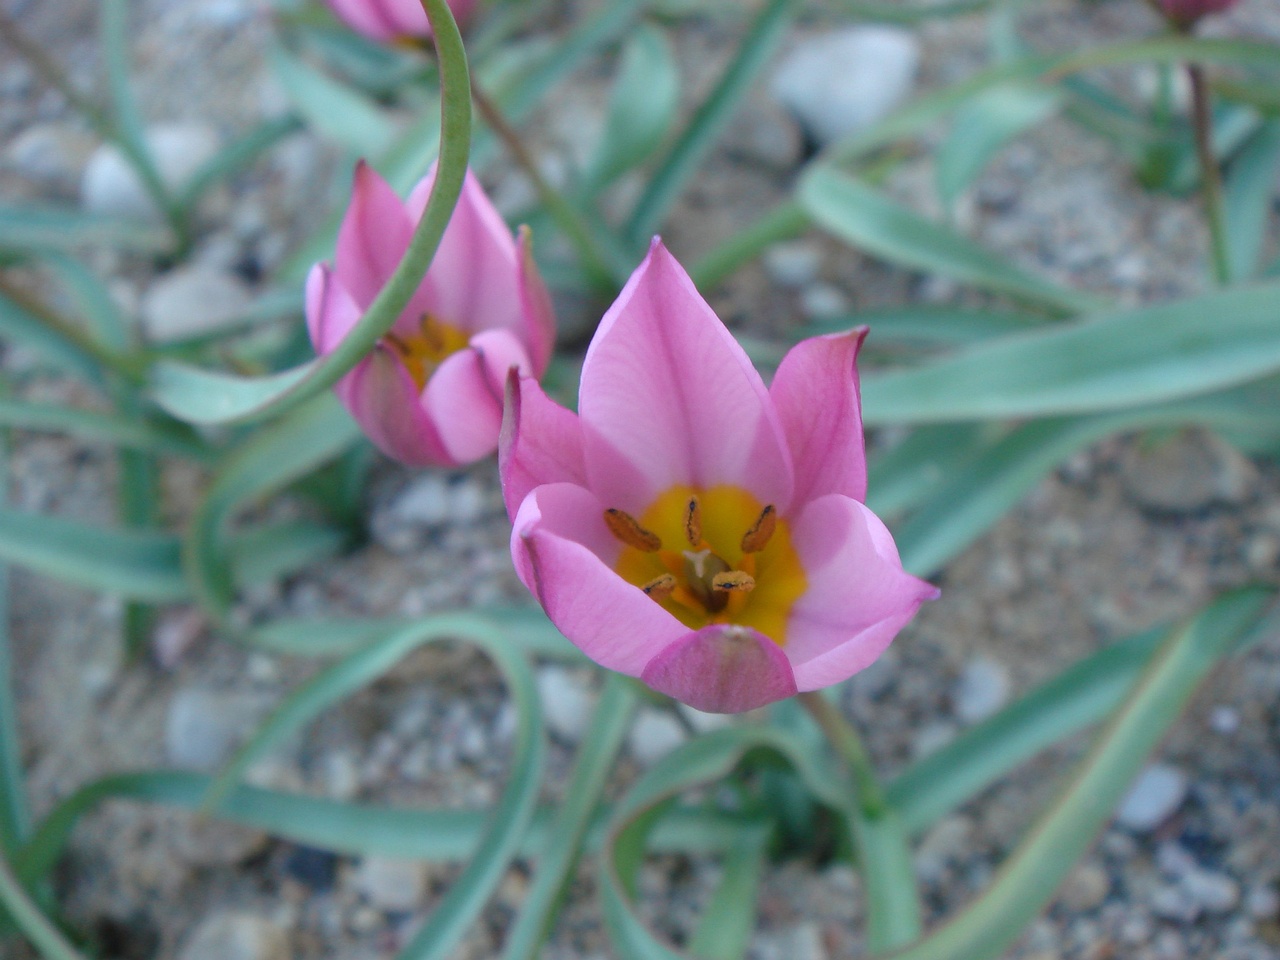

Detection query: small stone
xmin=5 ymin=123 xmax=96 ymax=192
xmin=324 ymin=750 xmax=361 ymax=801
xmin=1209 ymin=706 xmax=1241 ymax=735
xmin=178 ymin=912 xmax=289 ymax=960
xmin=763 ymin=241 xmax=823 ymax=289
xmin=677 ymin=702 xmax=734 ymax=733
xmin=1121 ymin=431 xmax=1257 ymax=512
xmin=1246 ymin=885 xmax=1279 ymax=920
xmin=1116 ymin=764 xmax=1188 ymax=831
xmin=1150 ymin=884 xmax=1201 ymax=924
xmin=82 ymin=122 xmax=219 ymax=221
xmin=390 ymin=474 xmax=451 ymax=527
xmin=912 ymin=720 xmax=957 ymax=759
xmin=723 ymin=100 xmax=804 ymax=170
xmin=953 ymin=657 xmax=1011 ymax=723
xmin=770 ymin=27 xmax=920 ymax=147
xmin=627 ymin=708 xmax=687 ymax=766
xmin=165 ymin=688 xmax=260 ymax=771
xmin=800 ymin=283 xmax=850 ymax=320
xmin=1060 ymin=862 xmax=1110 ymax=911
xmin=915 ymin=815 xmax=972 ymax=883
xmin=447 ymin=480 xmax=488 ymax=525
xmin=152 ymin=607 xmax=208 ymax=668
xmin=1156 ymin=841 xmax=1198 ymax=878
xmin=777 ymin=922 xmax=828 ymax=960
xmin=141 ymin=266 xmax=252 ymax=343
xmin=537 ymin=667 xmax=595 ymax=743
xmin=174 ymin=819 xmax=269 ymax=868
xmin=1181 ymin=870 xmax=1240 ymax=914
xmin=353 ymin=857 xmax=428 ymax=911
xmin=282 ymin=846 xmax=338 ymax=892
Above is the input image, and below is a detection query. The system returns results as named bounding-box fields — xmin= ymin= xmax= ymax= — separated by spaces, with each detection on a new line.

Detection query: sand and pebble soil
xmin=2 ymin=0 xmax=1280 ymax=957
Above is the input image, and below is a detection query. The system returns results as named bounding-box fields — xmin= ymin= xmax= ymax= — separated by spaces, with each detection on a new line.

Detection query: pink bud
xmin=1155 ymin=0 xmax=1239 ymax=27
xmin=307 ymin=162 xmax=556 ymax=467
xmin=325 ymin=0 xmax=478 ymax=44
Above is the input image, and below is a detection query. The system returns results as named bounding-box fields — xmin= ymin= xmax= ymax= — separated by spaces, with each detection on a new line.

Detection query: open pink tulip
xmin=325 ymin=0 xmax=478 ymax=43
xmin=500 ymin=239 xmax=938 ymax=713
xmin=307 ymin=162 xmax=555 ymax=467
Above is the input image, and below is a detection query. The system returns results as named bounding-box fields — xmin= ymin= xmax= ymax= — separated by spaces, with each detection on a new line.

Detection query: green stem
xmin=1187 ymin=62 xmax=1231 ymax=285
xmin=798 ymin=691 xmax=921 ymax=951
xmin=470 ymin=79 xmax=626 ymax=294
xmin=502 ymin=675 xmax=638 ymax=960
xmin=689 ymin=201 xmax=810 ymax=290
xmin=0 ymin=852 xmax=87 ymax=960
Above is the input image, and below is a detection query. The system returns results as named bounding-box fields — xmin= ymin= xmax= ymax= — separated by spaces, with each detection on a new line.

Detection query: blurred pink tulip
xmin=307 ymin=162 xmax=555 ymax=467
xmin=500 ymin=239 xmax=937 ymax=713
xmin=1155 ymin=0 xmax=1239 ymax=26
xmin=325 ymin=0 xmax=478 ymax=43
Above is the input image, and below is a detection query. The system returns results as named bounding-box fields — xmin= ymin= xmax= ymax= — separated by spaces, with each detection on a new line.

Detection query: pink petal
xmin=516 ymin=226 xmax=556 ymax=375
xmin=335 ymin=161 xmax=413 ymax=309
xmin=784 ymin=494 xmax=939 ymax=691
xmin=336 ymin=347 xmax=452 ymax=466
xmin=326 ymin=0 xmax=404 ymax=41
xmin=579 ymin=238 xmax=793 ymax=515
xmin=405 ymin=168 xmax=523 ymax=335
xmin=306 ymin=266 xmax=365 ymax=355
xmin=641 ymin=625 xmax=798 ymax=713
xmin=421 ymin=345 xmax=505 ymax=464
xmin=499 ymin=373 xmax=586 ymax=520
xmin=511 ymin=482 xmax=689 ymax=676
xmin=770 ymin=328 xmax=869 ymax=510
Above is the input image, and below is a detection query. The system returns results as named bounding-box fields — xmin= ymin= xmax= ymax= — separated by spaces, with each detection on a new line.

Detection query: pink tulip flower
xmin=325 ymin=0 xmax=478 ymax=43
xmin=501 ymin=239 xmax=938 ymax=713
xmin=1155 ymin=0 xmax=1238 ymax=26
xmin=307 ymin=162 xmax=555 ymax=467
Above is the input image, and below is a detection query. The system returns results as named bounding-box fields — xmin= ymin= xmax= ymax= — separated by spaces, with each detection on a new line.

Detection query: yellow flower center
xmin=608 ymin=485 xmax=806 ymax=645
xmin=384 ymin=314 xmax=470 ymax=391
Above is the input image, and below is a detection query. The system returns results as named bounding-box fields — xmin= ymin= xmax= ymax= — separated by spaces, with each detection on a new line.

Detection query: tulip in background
xmin=501 ymin=240 xmax=937 ymax=713
xmin=325 ymin=0 xmax=478 ymax=43
xmin=1154 ymin=0 xmax=1239 ymax=28
xmin=307 ymin=162 xmax=556 ymax=466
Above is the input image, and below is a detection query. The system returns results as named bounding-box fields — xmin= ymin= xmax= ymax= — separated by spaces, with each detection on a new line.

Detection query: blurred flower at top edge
xmin=500 ymin=238 xmax=938 ymax=714
xmin=1154 ymin=0 xmax=1239 ymax=28
xmin=324 ymin=0 xmax=479 ymax=43
xmin=307 ymin=161 xmax=556 ymax=467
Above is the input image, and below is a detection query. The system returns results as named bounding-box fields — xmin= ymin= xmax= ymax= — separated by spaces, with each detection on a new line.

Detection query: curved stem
xmin=469 ymin=79 xmax=626 ymax=295
xmin=0 ymin=852 xmax=87 ymax=960
xmin=798 ymin=691 xmax=887 ymax=818
xmin=1187 ymin=62 xmax=1231 ymax=285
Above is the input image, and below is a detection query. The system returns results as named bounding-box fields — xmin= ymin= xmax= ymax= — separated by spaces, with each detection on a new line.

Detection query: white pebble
xmin=353 ymin=857 xmax=428 ymax=912
xmin=627 ymin=708 xmax=687 ymax=766
xmin=1116 ymin=764 xmax=1188 ymax=832
xmin=953 ymin=657 xmax=1011 ymax=723
xmin=536 ymin=667 xmax=595 ymax=743
xmin=141 ymin=266 xmax=251 ymax=343
xmin=1181 ymin=870 xmax=1240 ymax=915
xmin=770 ymin=27 xmax=919 ymax=147
xmin=763 ymin=241 xmax=823 ymax=289
xmin=82 ymin=122 xmax=219 ymax=221
xmin=800 ymin=283 xmax=850 ymax=321
xmin=179 ymin=912 xmax=289 ymax=960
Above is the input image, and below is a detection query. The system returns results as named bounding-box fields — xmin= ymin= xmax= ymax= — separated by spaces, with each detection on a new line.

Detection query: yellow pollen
xmin=385 ymin=314 xmax=470 ymax=391
xmin=683 ymin=495 xmax=702 ymax=547
xmin=611 ymin=485 xmax=806 ymax=646
xmin=603 ymin=509 xmax=662 ymax=552
xmin=740 ymin=505 xmax=777 ymax=554
xmin=712 ymin=571 xmax=755 ymax=592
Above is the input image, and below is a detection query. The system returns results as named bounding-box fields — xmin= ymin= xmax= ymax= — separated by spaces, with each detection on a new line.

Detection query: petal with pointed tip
xmin=512 ymin=482 xmax=687 ymax=676
xmin=641 ymin=625 xmax=797 ymax=713
xmin=579 ymin=238 xmax=792 ymax=514
xmin=770 ymin=328 xmax=869 ymax=510
xmin=517 ymin=226 xmax=556 ymax=375
xmin=406 ymin=168 xmax=523 ymax=334
xmin=784 ymin=494 xmax=938 ymax=691
xmin=335 ymin=162 xmax=413 ymax=309
xmin=305 ymin=263 xmax=364 ymax=354
xmin=499 ymin=374 xmax=586 ymax=520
